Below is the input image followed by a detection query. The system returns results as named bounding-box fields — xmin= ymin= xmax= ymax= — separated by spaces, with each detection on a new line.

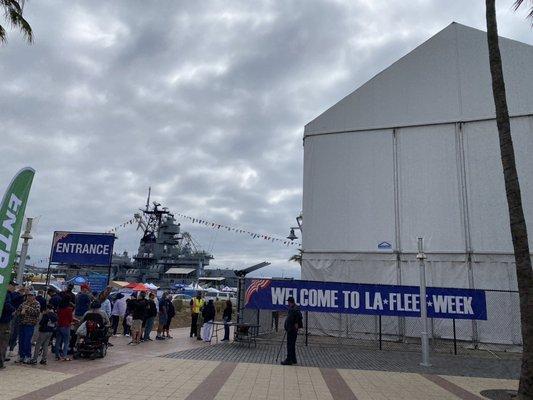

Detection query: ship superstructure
xmin=124 ymin=191 xmax=213 ymax=286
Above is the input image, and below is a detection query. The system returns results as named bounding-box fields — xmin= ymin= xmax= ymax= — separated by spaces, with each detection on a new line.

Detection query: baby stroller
xmin=74 ymin=318 xmax=108 ymax=360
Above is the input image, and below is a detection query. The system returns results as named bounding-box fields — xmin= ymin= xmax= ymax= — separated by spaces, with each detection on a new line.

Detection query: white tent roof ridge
xmin=165 ymin=267 xmax=196 ymax=275
xmin=304 ymin=22 xmax=533 ymax=137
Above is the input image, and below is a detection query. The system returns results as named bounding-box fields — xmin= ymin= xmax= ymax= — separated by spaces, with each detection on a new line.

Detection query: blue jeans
xmin=18 ymin=324 xmax=34 ymax=359
xmin=55 ymin=327 xmax=70 ymax=358
xmin=143 ymin=317 xmax=155 ymax=340
xmin=223 ymin=317 xmax=230 ymax=340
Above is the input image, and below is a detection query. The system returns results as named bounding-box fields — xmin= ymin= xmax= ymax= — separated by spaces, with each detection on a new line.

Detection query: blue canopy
xmin=67 ymin=276 xmax=87 ymax=285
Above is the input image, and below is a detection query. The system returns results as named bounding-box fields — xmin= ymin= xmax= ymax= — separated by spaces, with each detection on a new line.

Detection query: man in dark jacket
xmin=281 ymin=296 xmax=302 ymax=366
xmin=47 ymin=288 xmax=61 ymax=310
xmin=74 ymin=284 xmax=92 ymax=318
xmin=7 ymin=283 xmax=24 ymax=358
xmin=143 ymin=293 xmax=158 ymax=341
xmin=35 ymin=291 xmax=47 ymax=312
xmin=0 ymin=292 xmax=15 ymax=369
xmin=200 ymin=299 xmax=216 ymax=342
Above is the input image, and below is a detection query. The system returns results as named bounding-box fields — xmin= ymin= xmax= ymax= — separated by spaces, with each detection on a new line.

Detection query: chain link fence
xmin=242 ymin=289 xmax=522 ymax=355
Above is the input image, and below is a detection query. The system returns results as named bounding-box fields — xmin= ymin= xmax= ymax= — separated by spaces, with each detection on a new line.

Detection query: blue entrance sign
xmin=245 ymin=279 xmax=487 ymax=320
xmin=50 ymin=231 xmax=115 ymax=266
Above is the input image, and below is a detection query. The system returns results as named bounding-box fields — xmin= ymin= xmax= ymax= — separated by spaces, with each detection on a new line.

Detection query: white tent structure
xmin=302 ymin=23 xmax=533 ymax=346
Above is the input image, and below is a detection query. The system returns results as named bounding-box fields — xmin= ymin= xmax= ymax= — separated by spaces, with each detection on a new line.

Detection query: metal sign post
xmin=417 ymin=237 xmax=431 ymax=367
xmin=17 ymin=217 xmax=33 ymax=285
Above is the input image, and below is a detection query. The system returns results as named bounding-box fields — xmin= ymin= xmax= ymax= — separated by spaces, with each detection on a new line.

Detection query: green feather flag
xmin=0 ymin=167 xmax=35 ymax=311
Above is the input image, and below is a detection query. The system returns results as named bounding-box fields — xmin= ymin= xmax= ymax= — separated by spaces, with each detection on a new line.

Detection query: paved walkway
xmin=164 ymin=342 xmax=520 ymax=379
xmin=0 ymin=328 xmax=520 ymax=400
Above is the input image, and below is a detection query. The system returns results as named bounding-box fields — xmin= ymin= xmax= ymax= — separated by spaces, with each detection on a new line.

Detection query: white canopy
xmin=145 ymin=283 xmax=159 ymax=290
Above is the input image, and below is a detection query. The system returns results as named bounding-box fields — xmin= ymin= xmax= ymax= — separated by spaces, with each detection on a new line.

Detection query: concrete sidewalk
xmin=0 ymin=327 xmax=520 ymax=400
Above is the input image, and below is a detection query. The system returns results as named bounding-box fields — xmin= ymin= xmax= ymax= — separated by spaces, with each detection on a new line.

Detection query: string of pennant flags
xmin=105 ymin=213 xmax=301 ymax=247
xmin=175 ymin=213 xmax=301 ymax=247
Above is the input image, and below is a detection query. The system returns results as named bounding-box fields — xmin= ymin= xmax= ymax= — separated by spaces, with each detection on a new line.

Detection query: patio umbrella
xmin=128 ymin=283 xmax=149 ymax=291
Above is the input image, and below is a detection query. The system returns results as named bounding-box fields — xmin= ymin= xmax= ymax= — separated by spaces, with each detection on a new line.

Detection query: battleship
xmin=120 ymin=190 xmax=213 ymax=286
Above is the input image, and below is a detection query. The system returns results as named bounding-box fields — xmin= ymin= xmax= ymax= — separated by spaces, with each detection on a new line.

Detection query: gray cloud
xmin=1 ymin=0 xmax=531 ymax=278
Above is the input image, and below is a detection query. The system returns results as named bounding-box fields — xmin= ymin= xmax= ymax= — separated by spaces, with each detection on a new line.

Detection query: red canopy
xmin=125 ymin=282 xmax=149 ymax=291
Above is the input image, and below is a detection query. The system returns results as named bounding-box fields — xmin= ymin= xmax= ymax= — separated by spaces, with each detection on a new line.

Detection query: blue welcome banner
xmin=50 ymin=231 xmax=115 ymax=266
xmin=245 ymin=279 xmax=487 ymax=320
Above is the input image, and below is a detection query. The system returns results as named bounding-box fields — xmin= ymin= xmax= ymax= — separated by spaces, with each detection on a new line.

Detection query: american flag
xmin=245 ymin=279 xmax=271 ymax=305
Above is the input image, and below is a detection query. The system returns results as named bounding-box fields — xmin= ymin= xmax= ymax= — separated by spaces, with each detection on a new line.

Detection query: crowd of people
xmin=0 ymin=280 xmax=235 ymax=369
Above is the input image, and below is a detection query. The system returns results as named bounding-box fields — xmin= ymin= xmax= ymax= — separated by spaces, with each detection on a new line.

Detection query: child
xmin=29 ymin=304 xmax=57 ymax=365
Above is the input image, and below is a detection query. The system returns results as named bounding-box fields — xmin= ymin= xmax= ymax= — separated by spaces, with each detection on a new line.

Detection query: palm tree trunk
xmin=485 ymin=1 xmax=533 ymax=398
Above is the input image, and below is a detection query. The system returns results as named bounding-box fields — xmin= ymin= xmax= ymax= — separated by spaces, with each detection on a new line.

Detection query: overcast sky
xmin=1 ymin=0 xmax=531 ymax=278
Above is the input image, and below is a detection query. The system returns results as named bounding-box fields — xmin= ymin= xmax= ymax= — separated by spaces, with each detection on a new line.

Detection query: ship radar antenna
xmin=145 ymin=187 xmax=151 ymax=211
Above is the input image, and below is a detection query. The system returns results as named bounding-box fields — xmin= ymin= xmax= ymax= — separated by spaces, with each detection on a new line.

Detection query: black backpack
xmin=296 ymin=310 xmax=303 ymax=329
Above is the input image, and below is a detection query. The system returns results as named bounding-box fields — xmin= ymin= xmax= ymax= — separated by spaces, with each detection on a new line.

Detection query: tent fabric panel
xmin=302 ymin=130 xmax=395 ymax=252
xmin=302 ymin=252 xmax=521 ymax=345
xmin=463 ymin=117 xmax=533 ymax=252
xmin=457 ymin=28 xmax=533 ymax=121
xmin=397 ymin=124 xmax=465 ymax=252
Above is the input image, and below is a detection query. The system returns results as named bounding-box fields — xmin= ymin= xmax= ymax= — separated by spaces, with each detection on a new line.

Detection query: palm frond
xmin=0 ymin=24 xmax=6 ymax=43
xmin=7 ymin=3 xmax=32 ymax=42
xmin=1 ymin=0 xmax=32 ymax=44
xmin=514 ymin=0 xmax=533 ymax=22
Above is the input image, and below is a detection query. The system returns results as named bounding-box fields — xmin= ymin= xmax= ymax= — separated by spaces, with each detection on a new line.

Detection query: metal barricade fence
xmin=242 ymin=289 xmax=522 ymax=355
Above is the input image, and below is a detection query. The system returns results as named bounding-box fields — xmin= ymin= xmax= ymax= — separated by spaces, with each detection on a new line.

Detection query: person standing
xmin=55 ymin=298 xmax=75 ymax=361
xmin=156 ymin=293 xmax=168 ymax=340
xmin=74 ymin=284 xmax=92 ymax=319
xmin=110 ymin=293 xmax=126 ymax=336
xmin=0 ymin=292 xmax=15 ymax=369
xmin=29 ymin=304 xmax=57 ymax=365
xmin=189 ymin=292 xmax=204 ymax=340
xmin=143 ymin=293 xmax=157 ymax=341
xmin=15 ymin=292 xmax=41 ymax=363
xmin=200 ymin=299 xmax=215 ymax=343
xmin=131 ymin=293 xmax=146 ymax=345
xmin=281 ymin=296 xmax=302 ymax=366
xmin=62 ymin=284 xmax=76 ymax=307
xmin=35 ymin=291 xmax=47 ymax=312
xmin=163 ymin=294 xmax=175 ymax=339
xmin=7 ymin=283 xmax=24 ymax=359
xmin=222 ymin=300 xmax=232 ymax=341
xmin=47 ymin=288 xmax=61 ymax=311
xmin=98 ymin=287 xmax=112 ymax=318
xmin=123 ymin=293 xmax=136 ymax=337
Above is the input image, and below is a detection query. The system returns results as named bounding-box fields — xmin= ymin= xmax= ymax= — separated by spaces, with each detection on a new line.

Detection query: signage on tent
xmin=50 ymin=231 xmax=115 ymax=266
xmin=86 ymin=275 xmax=109 ymax=293
xmin=377 ymin=241 xmax=392 ymax=249
xmin=245 ymin=279 xmax=487 ymax=320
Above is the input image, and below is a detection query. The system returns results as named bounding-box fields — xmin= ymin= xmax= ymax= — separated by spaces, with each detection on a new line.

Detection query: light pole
xmin=417 ymin=237 xmax=431 ymax=367
xmin=17 ymin=217 xmax=33 ymax=285
xmin=287 ymin=213 xmax=303 ymax=241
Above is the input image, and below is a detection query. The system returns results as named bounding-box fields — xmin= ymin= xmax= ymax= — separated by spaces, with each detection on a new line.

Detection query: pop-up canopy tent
xmin=302 ymin=23 xmax=533 ymax=346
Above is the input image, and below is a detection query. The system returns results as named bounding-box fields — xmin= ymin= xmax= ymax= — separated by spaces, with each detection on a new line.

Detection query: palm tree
xmin=288 ymin=249 xmax=302 ymax=266
xmin=485 ymin=1 xmax=533 ymax=398
xmin=0 ymin=0 xmax=32 ymax=44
